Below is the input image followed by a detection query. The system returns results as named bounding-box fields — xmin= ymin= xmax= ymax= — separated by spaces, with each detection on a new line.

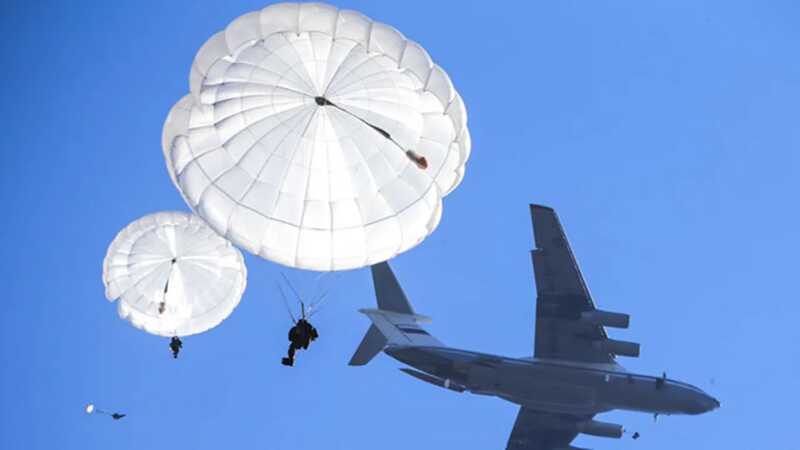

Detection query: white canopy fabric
xmin=163 ymin=2 xmax=471 ymax=271
xmin=102 ymin=212 xmax=247 ymax=337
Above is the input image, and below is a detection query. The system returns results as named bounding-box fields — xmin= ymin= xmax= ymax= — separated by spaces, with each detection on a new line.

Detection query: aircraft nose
xmin=691 ymin=394 xmax=720 ymax=414
xmin=705 ymin=393 xmax=721 ymax=411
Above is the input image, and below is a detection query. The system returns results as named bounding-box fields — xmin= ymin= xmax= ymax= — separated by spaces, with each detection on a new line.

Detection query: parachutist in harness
xmin=170 ymin=336 xmax=182 ymax=359
xmin=111 ymin=413 xmax=126 ymax=420
xmin=282 ymin=318 xmax=318 ymax=367
xmin=277 ymin=273 xmax=329 ymax=367
xmin=158 ymin=260 xmax=184 ymax=359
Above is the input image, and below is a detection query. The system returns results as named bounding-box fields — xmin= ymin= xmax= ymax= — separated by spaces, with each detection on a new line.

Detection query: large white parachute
xmin=102 ymin=212 xmax=247 ymax=337
xmin=163 ymin=2 xmax=471 ymax=271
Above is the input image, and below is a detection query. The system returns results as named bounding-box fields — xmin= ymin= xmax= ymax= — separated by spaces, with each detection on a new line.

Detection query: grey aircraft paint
xmin=350 ymin=205 xmax=719 ymax=450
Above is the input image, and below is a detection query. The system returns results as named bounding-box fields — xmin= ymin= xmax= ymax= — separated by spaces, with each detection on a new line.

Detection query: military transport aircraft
xmin=350 ymin=205 xmax=719 ymax=449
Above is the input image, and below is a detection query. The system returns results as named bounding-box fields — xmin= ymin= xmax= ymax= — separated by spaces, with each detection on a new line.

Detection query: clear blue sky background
xmin=1 ymin=1 xmax=798 ymax=449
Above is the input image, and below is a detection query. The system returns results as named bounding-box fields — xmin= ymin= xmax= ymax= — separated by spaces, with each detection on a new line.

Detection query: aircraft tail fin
xmin=371 ymin=261 xmax=414 ymax=314
xmin=349 ymin=262 xmax=441 ymax=366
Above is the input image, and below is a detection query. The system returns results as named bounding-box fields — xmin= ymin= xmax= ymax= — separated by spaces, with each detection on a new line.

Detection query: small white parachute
xmin=102 ymin=211 xmax=247 ymax=337
xmin=162 ymin=2 xmax=471 ymax=271
xmin=85 ymin=404 xmax=95 ymax=414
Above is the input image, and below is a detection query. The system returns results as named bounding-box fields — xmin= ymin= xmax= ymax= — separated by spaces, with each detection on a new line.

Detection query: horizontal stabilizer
xmin=360 ymin=309 xmax=442 ymax=347
xmin=400 ymin=368 xmax=465 ymax=392
xmin=350 ymin=262 xmax=441 ymax=366
xmin=349 ymin=325 xmax=387 ymax=366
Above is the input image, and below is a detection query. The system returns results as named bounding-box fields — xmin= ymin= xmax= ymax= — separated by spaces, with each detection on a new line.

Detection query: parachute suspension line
xmin=159 ymin=258 xmax=177 ymax=315
xmin=277 ymin=270 xmax=337 ymax=322
xmin=306 ymin=280 xmax=334 ymax=318
xmin=312 ymin=271 xmax=329 ymax=283
xmin=307 ymin=290 xmax=330 ymax=318
xmin=280 ymin=272 xmax=306 ymax=318
xmin=314 ymin=97 xmax=428 ymax=170
xmin=307 ymin=271 xmax=338 ymax=318
xmin=277 ymin=282 xmax=297 ymax=324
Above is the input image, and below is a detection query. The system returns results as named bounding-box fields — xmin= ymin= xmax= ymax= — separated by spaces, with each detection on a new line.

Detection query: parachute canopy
xmin=85 ymin=404 xmax=95 ymax=414
xmin=163 ymin=2 xmax=471 ymax=271
xmin=102 ymin=212 xmax=247 ymax=337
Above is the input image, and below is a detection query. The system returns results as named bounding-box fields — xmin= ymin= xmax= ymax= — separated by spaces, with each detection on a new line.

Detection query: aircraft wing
xmin=506 ymin=408 xmax=585 ymax=450
xmin=530 ymin=205 xmax=637 ymax=363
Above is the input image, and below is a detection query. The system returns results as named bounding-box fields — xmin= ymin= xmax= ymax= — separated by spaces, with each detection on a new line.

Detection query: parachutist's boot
xmin=281 ymin=357 xmax=294 ymax=366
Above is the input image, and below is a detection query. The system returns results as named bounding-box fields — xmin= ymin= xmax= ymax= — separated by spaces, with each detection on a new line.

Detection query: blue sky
xmin=1 ymin=1 xmax=798 ymax=449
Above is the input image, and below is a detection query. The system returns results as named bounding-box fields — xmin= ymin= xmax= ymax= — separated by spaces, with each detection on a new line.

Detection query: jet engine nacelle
xmin=580 ymin=310 xmax=629 ymax=329
xmin=576 ymin=419 xmax=624 ymax=438
xmin=592 ymin=339 xmax=640 ymax=358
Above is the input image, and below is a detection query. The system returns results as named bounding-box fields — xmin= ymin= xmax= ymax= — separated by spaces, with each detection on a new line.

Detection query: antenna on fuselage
xmin=656 ymin=371 xmax=666 ymax=390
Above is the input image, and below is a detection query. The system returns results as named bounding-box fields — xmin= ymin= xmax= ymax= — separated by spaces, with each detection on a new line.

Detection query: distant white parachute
xmin=102 ymin=212 xmax=247 ymax=337
xmin=85 ymin=403 xmax=125 ymax=420
xmin=162 ymin=2 xmax=471 ymax=271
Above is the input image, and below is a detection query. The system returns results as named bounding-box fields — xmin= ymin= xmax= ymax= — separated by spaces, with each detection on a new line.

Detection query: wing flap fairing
xmin=580 ymin=310 xmax=629 ymax=329
xmin=591 ymin=339 xmax=640 ymax=358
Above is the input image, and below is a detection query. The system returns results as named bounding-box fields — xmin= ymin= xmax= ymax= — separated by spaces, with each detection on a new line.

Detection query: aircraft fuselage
xmin=387 ymin=345 xmax=719 ymax=416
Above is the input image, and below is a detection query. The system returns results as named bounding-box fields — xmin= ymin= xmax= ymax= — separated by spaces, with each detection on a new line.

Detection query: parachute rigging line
xmin=315 ymin=96 xmax=428 ymax=170
xmin=277 ymin=282 xmax=297 ymax=324
xmin=158 ymin=258 xmax=177 ymax=315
